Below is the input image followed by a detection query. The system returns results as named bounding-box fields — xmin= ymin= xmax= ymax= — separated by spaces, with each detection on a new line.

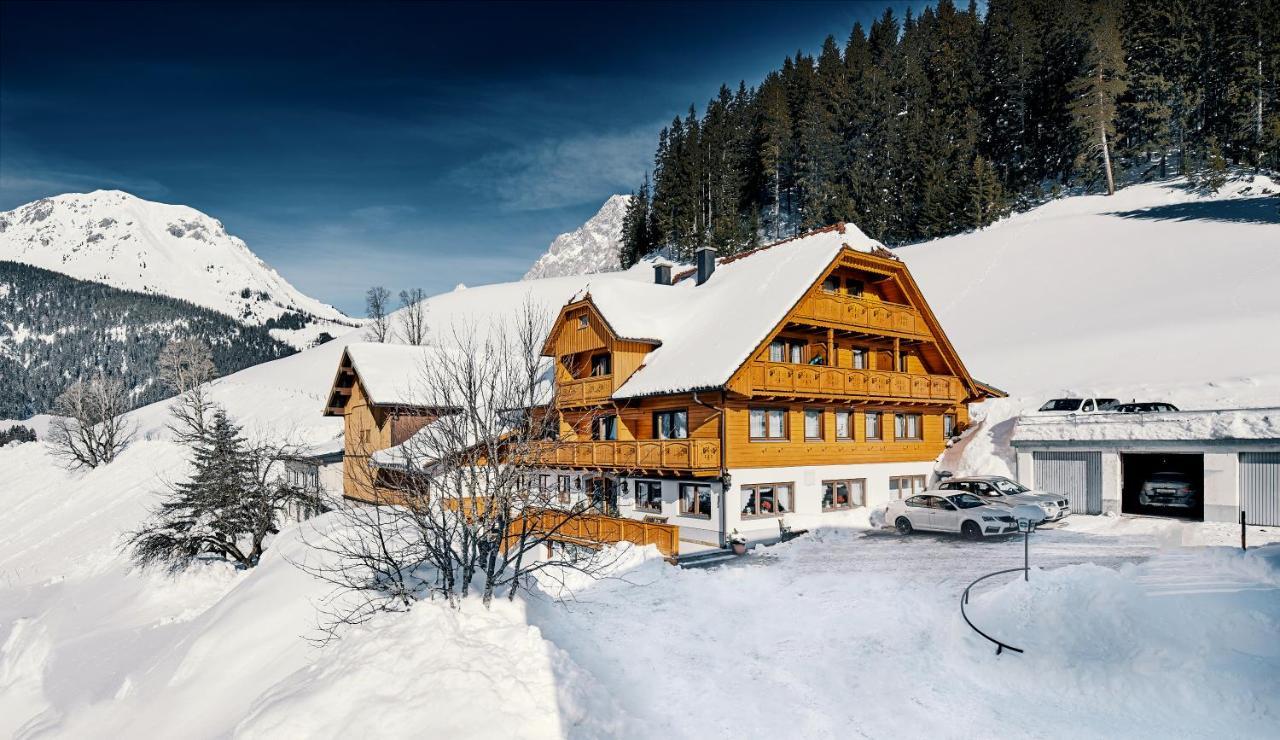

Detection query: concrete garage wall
xmin=1101 ymin=452 xmax=1122 ymax=515
xmin=1203 ymin=453 xmax=1239 ymax=524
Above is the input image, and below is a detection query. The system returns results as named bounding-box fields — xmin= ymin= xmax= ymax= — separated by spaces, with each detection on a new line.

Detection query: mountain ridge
xmin=522 ymin=194 xmax=630 ymax=280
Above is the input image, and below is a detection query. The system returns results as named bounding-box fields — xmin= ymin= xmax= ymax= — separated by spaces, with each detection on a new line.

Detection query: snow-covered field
xmin=2 ymin=177 xmax=1278 ymax=738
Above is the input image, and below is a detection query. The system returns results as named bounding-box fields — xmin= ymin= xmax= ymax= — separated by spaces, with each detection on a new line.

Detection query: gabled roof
xmin=566 ymin=224 xmax=880 ymax=399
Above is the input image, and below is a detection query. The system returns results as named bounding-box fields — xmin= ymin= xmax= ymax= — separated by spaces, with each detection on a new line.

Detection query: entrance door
xmin=1034 ymin=451 xmax=1102 ymax=514
xmin=1241 ymin=452 xmax=1280 ymax=526
xmin=586 ymin=477 xmax=617 ymax=516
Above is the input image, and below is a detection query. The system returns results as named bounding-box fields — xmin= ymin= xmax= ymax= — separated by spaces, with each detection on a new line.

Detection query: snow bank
xmin=1012 ymin=406 xmax=1280 ymax=442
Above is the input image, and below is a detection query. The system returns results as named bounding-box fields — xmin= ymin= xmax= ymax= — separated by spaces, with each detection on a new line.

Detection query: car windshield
xmin=947 ymin=493 xmax=986 ymax=509
xmin=1039 ymin=399 xmax=1081 ymax=411
xmin=991 ymin=479 xmax=1027 ymax=494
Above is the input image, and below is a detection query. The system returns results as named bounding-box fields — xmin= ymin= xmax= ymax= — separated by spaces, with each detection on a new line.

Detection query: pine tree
xmin=620 ymin=175 xmax=652 ymax=267
xmin=1069 ymin=0 xmax=1128 ymax=194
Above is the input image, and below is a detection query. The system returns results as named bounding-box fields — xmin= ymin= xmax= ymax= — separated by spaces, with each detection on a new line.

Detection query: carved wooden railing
xmin=556 ymin=374 xmax=614 ymax=408
xmin=793 ymin=290 xmax=928 ymax=337
xmin=505 ymin=508 xmax=680 ymax=559
xmin=527 ymin=439 xmax=721 ymax=471
xmin=749 ymin=360 xmax=959 ymax=402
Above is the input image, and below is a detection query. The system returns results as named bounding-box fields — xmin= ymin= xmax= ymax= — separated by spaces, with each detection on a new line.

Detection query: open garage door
xmin=1241 ymin=452 xmax=1280 ymax=526
xmin=1033 ymin=451 xmax=1102 ymax=514
xmin=1121 ymin=453 xmax=1203 ymax=521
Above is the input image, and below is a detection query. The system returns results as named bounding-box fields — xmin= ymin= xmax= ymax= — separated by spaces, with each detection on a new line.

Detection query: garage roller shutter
xmin=1241 ymin=452 xmax=1280 ymax=527
xmin=1033 ymin=451 xmax=1102 ymax=515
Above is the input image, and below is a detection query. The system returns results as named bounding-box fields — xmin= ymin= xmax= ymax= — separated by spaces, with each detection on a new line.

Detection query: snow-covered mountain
xmin=0 ymin=190 xmax=358 ymax=349
xmin=522 ymin=194 xmax=630 ymax=280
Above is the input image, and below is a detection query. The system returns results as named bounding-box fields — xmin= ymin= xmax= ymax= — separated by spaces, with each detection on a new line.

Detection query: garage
xmin=1121 ymin=453 xmax=1203 ymax=521
xmin=1033 ymin=451 xmax=1102 ymax=515
xmin=1240 ymin=452 xmax=1280 ymax=526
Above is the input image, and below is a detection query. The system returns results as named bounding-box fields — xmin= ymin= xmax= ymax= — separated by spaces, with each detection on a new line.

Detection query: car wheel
xmin=961 ymin=520 xmax=982 ymax=540
xmin=895 ymin=516 xmax=914 ymax=535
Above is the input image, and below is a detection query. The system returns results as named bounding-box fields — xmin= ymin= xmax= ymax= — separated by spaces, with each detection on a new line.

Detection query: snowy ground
xmin=2 ymin=176 xmax=1278 ymax=737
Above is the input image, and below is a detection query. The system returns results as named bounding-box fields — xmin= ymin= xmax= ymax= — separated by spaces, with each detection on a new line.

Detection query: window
xmin=654 ymin=409 xmax=689 ymax=440
xmin=865 ymin=411 xmax=882 ymax=440
xmin=835 ymin=410 xmax=852 ymax=440
xmin=769 ymin=340 xmax=785 ymax=362
xmin=905 ymin=495 xmax=927 ymax=508
xmin=852 ymin=348 xmax=867 ymax=369
xmin=539 ymin=474 xmax=551 ymax=493
xmin=1081 ymin=399 xmax=1096 ymax=412
xmin=590 ymin=353 xmax=611 ymax=376
xmin=804 ymin=409 xmax=823 ymax=440
xmin=789 ymin=342 xmax=804 ymax=364
xmin=822 ymin=275 xmax=841 ymax=293
xmin=769 ymin=339 xmax=805 ymax=364
xmin=593 ymin=414 xmax=618 ymax=440
xmin=894 ymin=413 xmax=922 ymax=440
xmin=577 ymin=315 xmax=589 ymax=330
xmin=634 ymin=480 xmax=663 ymax=513
xmin=943 ymin=413 xmax=957 ymax=439
xmin=741 ymin=483 xmax=793 ymax=518
xmin=749 ymin=408 xmax=787 ymax=440
xmin=358 ymin=429 xmax=370 ymax=444
xmin=557 ymin=475 xmax=571 ymax=504
xmin=846 ymin=279 xmax=864 ymax=297
xmin=889 ymin=474 xmax=928 ymax=500
xmin=822 ymin=479 xmax=865 ymax=511
xmin=679 ymin=483 xmax=712 ymax=518
xmin=899 ymin=352 xmax=910 ymax=373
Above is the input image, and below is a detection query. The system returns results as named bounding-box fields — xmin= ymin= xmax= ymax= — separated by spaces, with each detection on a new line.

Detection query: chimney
xmin=653 ymin=263 xmax=672 ymax=285
xmin=695 ymin=246 xmax=717 ymax=286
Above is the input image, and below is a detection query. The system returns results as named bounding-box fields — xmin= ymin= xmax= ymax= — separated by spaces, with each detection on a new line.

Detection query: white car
xmin=936 ymin=476 xmax=1071 ymax=523
xmin=1036 ymin=397 xmax=1118 ymax=415
xmin=885 ymin=492 xmax=1019 ymax=539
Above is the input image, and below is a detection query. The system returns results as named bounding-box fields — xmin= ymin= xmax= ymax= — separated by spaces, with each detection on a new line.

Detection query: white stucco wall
xmin=1202 ymin=453 xmax=1239 ymax=524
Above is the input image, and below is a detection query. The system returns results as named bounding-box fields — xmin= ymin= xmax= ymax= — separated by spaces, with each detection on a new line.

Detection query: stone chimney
xmin=695 ymin=246 xmax=717 ymax=286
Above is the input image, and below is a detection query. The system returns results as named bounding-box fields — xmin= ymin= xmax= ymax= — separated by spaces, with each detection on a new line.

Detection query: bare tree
xmin=365 ymin=286 xmax=391 ymax=343
xmin=397 ymin=288 xmax=429 ymax=345
xmin=127 ymin=408 xmax=325 ymax=572
xmin=47 ymin=373 xmax=135 ymax=469
xmin=299 ymin=298 xmax=624 ymax=636
xmin=158 ymin=337 xmax=218 ymax=443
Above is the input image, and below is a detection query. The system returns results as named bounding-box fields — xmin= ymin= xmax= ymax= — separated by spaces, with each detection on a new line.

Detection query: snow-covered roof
xmin=342 ymin=344 xmax=455 ymax=408
xmin=579 ymin=223 xmax=881 ymax=398
xmin=1011 ymin=408 xmax=1280 ymax=444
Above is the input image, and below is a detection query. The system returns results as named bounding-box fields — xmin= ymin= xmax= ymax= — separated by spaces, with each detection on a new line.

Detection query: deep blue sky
xmin=1 ymin=1 xmax=924 ymax=314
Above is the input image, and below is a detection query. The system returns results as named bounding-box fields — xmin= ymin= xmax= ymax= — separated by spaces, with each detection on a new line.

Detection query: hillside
xmin=522 ymin=195 xmax=630 ymax=280
xmin=0 ymin=261 xmax=296 ymax=419
xmin=2 ymin=177 xmax=1278 ymax=737
xmin=0 ymin=190 xmax=358 ymax=349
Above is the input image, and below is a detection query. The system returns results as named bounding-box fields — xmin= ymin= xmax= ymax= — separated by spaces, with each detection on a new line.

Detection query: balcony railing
xmin=528 ymin=439 xmax=721 ymax=471
xmin=557 ymin=374 xmax=614 ymax=408
xmin=749 ymin=360 xmax=959 ymax=402
xmin=793 ymin=290 xmax=928 ymax=337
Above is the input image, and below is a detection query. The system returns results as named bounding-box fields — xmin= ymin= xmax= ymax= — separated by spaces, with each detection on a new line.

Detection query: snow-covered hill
xmin=522 ymin=194 xmax=630 ymax=280
xmin=3 ymin=176 xmax=1279 ymax=737
xmin=0 ymin=190 xmax=358 ymax=349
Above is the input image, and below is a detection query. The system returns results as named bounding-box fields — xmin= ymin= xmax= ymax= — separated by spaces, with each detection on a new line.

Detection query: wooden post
xmin=1241 ymin=509 xmax=1247 ymax=552
xmin=893 ymin=337 xmax=900 ymax=372
xmin=826 ymin=328 xmax=835 ymax=367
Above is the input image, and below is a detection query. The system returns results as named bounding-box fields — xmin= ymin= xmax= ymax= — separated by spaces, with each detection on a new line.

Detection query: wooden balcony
xmin=793 ymin=290 xmax=928 ymax=338
xmin=749 ymin=360 xmax=960 ymax=403
xmin=529 ymin=439 xmax=721 ymax=472
xmin=557 ymin=374 xmax=614 ymax=408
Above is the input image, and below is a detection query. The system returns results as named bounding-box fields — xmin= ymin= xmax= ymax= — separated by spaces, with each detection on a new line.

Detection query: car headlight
xmin=981 ymin=515 xmax=996 ymax=521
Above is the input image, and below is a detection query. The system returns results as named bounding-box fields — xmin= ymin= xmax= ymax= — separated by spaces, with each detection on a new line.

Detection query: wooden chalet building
xmin=324 ymin=223 xmax=1002 ymax=550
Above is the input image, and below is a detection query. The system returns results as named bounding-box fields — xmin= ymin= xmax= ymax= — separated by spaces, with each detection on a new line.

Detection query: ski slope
xmin=2 ymin=176 xmax=1278 ymax=738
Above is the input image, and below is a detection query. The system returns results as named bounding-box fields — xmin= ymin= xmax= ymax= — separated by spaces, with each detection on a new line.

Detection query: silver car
xmin=938 ymin=475 xmax=1071 ymax=522
xmin=885 ymin=492 xmax=1019 ymax=539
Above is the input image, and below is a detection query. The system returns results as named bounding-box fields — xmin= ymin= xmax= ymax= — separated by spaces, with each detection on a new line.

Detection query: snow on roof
xmin=1011 ymin=407 xmax=1280 ymax=444
xmin=343 ymin=343 xmax=456 ymax=408
xmin=586 ymin=223 xmax=880 ymax=398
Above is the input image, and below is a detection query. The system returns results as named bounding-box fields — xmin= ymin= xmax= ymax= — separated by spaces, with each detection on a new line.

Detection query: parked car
xmin=886 ymin=492 xmax=1019 ymax=539
xmin=1108 ymin=401 xmax=1179 ymax=413
xmin=1138 ymin=471 xmax=1197 ymax=509
xmin=936 ymin=475 xmax=1071 ymax=522
xmin=1036 ymin=397 xmax=1119 ymax=415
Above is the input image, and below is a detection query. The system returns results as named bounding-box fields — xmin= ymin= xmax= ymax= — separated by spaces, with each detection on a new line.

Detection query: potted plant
xmin=729 ymin=530 xmax=748 ymax=556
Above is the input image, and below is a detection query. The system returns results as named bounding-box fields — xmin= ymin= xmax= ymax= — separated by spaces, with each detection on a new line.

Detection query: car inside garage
xmin=1121 ymin=453 xmax=1204 ymax=521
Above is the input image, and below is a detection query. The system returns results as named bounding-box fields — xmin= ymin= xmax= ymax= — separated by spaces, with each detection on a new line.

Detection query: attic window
xmin=577 ymin=315 xmax=589 ymax=330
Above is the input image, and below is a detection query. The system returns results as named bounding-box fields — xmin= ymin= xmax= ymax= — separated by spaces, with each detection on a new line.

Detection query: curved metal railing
xmin=960 ymin=567 xmax=1026 ymax=655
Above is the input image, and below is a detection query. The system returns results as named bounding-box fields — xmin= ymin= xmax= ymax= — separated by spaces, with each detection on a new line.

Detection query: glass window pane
xmin=767 ymin=409 xmax=786 ymax=438
xmin=836 ymin=411 xmax=850 ymax=438
xmin=758 ymin=485 xmax=776 ymax=514
xmin=749 ymin=409 xmax=765 ymax=438
xmin=672 ymin=411 xmax=687 ymax=439
xmin=822 ymin=482 xmax=833 ymax=509
xmin=776 ymin=485 xmax=791 ymax=513
xmin=805 ymin=410 xmax=821 ymax=438
xmin=851 ymin=479 xmax=865 ymax=506
xmin=769 ymin=341 xmax=784 ymax=362
xmin=741 ymin=487 xmax=756 ymax=515
xmin=790 ymin=343 xmax=803 ymax=364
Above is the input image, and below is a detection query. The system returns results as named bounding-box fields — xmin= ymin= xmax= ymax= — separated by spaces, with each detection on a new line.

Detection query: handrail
xmin=960 ymin=567 xmax=1027 ymax=655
